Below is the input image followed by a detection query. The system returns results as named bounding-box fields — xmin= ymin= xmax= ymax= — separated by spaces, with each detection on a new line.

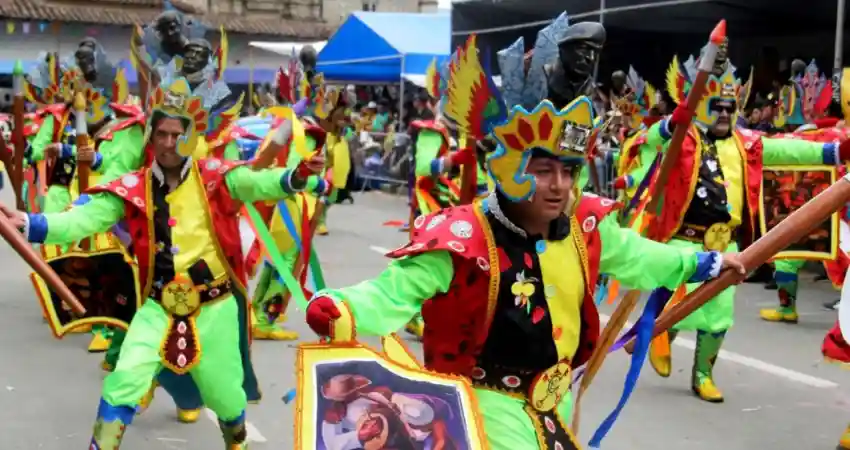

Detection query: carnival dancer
xmin=302 ymin=33 xmax=746 ymax=450
xmin=237 ymin=55 xmax=331 ymax=341
xmin=24 ymin=41 xmax=143 ymax=353
xmin=639 ymin=38 xmax=850 ymax=402
xmin=4 ymin=74 xmax=325 ymax=449
xmin=785 ymin=60 xmax=833 ymax=129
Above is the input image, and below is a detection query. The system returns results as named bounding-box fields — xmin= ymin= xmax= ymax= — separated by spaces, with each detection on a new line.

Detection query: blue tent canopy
xmin=317 ymin=12 xmax=450 ymax=84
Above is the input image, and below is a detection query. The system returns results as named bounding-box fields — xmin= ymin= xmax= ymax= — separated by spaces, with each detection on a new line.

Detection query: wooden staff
xmin=73 ymin=92 xmax=91 ymax=192
xmin=130 ymin=26 xmax=150 ymax=109
xmin=458 ymin=134 xmax=477 ymax=205
xmin=650 ymin=176 xmax=850 ymax=337
xmin=11 ymin=60 xmax=26 ymax=210
xmin=0 ymin=206 xmax=86 ymax=315
xmin=645 ymin=19 xmax=727 ymax=215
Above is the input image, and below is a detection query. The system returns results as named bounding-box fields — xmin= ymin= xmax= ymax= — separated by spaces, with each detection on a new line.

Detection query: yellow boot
xmin=758 ymin=308 xmax=798 ymax=323
xmin=648 ymin=333 xmax=673 ymax=378
xmin=317 ymin=223 xmax=329 ymax=235
xmin=691 ymin=330 xmax=725 ymax=403
xmin=177 ymin=408 xmax=201 ymax=423
xmin=252 ymin=324 xmax=299 ymax=340
xmin=88 ymin=333 xmax=111 ymax=353
xmin=405 ymin=315 xmax=424 ymax=339
xmin=137 ymin=383 xmax=157 ymax=415
xmin=837 ymin=424 xmax=850 ymax=449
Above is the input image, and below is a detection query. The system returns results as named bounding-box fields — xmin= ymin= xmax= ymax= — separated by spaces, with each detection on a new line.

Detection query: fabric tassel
xmin=594 ymin=275 xmax=609 ymax=305
xmin=606 ymin=279 xmax=620 ymax=305
xmin=588 ymin=287 xmax=669 ymax=448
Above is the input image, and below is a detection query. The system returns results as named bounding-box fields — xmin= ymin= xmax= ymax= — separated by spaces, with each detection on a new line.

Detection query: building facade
xmin=0 ymin=0 xmax=431 ymax=69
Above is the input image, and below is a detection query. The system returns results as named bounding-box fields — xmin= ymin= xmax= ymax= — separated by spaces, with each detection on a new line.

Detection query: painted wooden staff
xmin=652 ymin=175 xmax=850 ymax=336
xmin=620 ymin=20 xmax=726 ymax=355
xmin=11 ymin=60 xmax=26 ymax=210
xmin=73 ymin=92 xmax=92 ymax=192
xmin=458 ymin=133 xmax=478 ymax=205
xmin=0 ymin=205 xmax=86 ymax=315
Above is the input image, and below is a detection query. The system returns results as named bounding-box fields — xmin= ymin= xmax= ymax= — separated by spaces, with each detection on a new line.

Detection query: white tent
xmin=248 ymin=41 xmax=328 ymax=56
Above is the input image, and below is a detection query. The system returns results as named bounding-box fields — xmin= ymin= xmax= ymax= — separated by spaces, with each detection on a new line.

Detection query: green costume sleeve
xmin=319 ymin=251 xmax=454 ymax=336
xmin=97 ymin=126 xmax=146 ymax=184
xmin=414 ymin=130 xmax=444 ymax=177
xmin=222 ymin=141 xmax=241 ymax=161
xmin=37 ymin=193 xmax=125 ymax=244
xmin=29 ymin=117 xmax=55 ymax=163
xmin=597 ymin=213 xmax=698 ymax=290
xmin=643 ymin=120 xmax=669 ymax=149
xmin=761 ymin=137 xmax=832 ymax=165
xmin=224 ymin=166 xmax=301 ymax=203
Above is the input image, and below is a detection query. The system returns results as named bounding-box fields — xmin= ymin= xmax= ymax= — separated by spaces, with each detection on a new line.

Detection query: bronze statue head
xmin=557 ymin=22 xmax=606 ymax=81
xmin=611 ymin=70 xmax=627 ymax=93
xmin=75 ymin=46 xmax=97 ymax=83
xmin=182 ymin=38 xmax=211 ymax=75
xmin=791 ymin=59 xmax=807 ymax=77
xmin=300 ymin=45 xmax=318 ymax=82
xmin=155 ymin=10 xmax=187 ymax=57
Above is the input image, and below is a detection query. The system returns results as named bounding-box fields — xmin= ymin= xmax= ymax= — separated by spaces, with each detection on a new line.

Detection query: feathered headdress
xmin=24 ymin=52 xmax=74 ymax=106
xmin=788 ymin=60 xmax=833 ymax=125
xmin=611 ymin=66 xmax=657 ymax=131
xmin=145 ymin=75 xmax=209 ymax=157
xmin=666 ymin=44 xmax=750 ymax=129
xmin=441 ymin=35 xmax=506 ymax=140
xmin=64 ymin=43 xmax=131 ymax=125
xmin=497 ymin=11 xmax=570 ymax=110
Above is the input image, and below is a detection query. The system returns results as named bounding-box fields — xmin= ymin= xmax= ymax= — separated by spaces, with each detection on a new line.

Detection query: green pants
xmin=774 ymin=259 xmax=805 ymax=311
xmin=104 ymin=295 xmax=246 ymax=421
xmin=477 ymin=389 xmax=577 ymax=449
xmin=252 ymin=247 xmax=297 ymax=327
xmin=670 ymin=239 xmax=737 ymax=332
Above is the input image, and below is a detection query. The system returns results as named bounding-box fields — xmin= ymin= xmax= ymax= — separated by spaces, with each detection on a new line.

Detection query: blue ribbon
xmin=594 ymin=275 xmax=609 ymax=306
xmin=588 ymin=287 xmax=669 ymax=448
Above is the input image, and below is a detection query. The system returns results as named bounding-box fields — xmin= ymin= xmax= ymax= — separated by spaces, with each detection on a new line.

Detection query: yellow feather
xmin=444 ymin=35 xmax=486 ymax=134
xmin=665 ymin=55 xmax=682 ymax=104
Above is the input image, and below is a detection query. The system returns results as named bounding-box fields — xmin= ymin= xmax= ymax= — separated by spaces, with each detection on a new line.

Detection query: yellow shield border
xmin=759 ymin=164 xmax=839 ymax=261
xmin=31 ymin=232 xmax=142 ymax=339
xmin=294 ymin=333 xmax=488 ymax=450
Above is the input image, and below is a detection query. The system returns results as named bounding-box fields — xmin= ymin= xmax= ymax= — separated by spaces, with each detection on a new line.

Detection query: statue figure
xmin=545 ymin=21 xmax=606 ymax=109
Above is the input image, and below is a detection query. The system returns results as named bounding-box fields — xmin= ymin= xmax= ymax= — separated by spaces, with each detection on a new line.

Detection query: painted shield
xmin=295 ymin=307 xmax=487 ymax=450
xmin=31 ymin=231 xmax=141 ymax=338
xmin=760 ymin=165 xmax=839 ymax=261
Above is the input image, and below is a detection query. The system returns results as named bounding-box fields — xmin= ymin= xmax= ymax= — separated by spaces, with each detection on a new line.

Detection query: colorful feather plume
xmin=425 ymin=58 xmax=441 ymax=99
xmin=213 ymin=27 xmax=228 ymax=81
xmin=443 ymin=35 xmax=507 ymax=139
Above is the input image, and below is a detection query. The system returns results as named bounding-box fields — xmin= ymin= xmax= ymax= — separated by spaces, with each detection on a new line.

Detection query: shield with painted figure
xmin=760 ymin=165 xmax=839 ymax=261
xmin=295 ymin=308 xmax=487 ymax=450
xmin=31 ymin=231 xmax=141 ymax=338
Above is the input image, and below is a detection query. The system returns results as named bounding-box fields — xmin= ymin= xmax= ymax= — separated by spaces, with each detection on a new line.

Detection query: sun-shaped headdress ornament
xmin=442 ymin=33 xmax=596 ymax=203
xmin=145 ymin=75 xmax=209 ymax=158
xmin=787 ymin=60 xmax=833 ymax=126
xmin=24 ymin=52 xmax=76 ymax=106
xmin=65 ymin=43 xmax=131 ymax=125
xmin=611 ymin=66 xmax=657 ymax=131
xmin=666 ymin=42 xmax=751 ymax=129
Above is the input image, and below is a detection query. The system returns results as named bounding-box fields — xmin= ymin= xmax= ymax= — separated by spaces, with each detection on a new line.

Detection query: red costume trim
xmin=384 ymin=196 xmax=618 ymax=376
xmin=647 ymin=127 xmax=763 ymax=247
xmin=87 ymin=159 xmax=249 ymax=297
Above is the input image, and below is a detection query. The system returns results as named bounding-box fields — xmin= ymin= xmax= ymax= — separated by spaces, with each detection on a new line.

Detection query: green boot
xmin=89 ymin=399 xmax=134 ymax=449
xmin=220 ymin=414 xmax=249 ymax=450
xmin=759 ymin=270 xmax=799 ymax=323
xmin=101 ymin=329 xmax=126 ymax=372
xmin=691 ymin=330 xmax=726 ymax=403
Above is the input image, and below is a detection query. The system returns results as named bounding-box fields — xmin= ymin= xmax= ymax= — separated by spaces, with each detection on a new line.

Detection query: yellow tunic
xmin=537 ymin=234 xmax=585 ymax=360
xmin=714 ymin=137 xmax=745 ymax=227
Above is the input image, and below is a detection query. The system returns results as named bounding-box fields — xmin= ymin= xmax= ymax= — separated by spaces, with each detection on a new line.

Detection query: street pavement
xmin=1 ymin=188 xmax=850 ymax=449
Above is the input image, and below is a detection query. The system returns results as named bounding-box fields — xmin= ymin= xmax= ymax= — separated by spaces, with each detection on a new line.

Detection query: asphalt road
xmin=1 ymin=189 xmax=849 ymax=449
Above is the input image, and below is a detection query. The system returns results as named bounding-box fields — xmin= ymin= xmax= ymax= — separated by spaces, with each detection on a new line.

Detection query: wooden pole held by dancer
xmin=653 ymin=175 xmax=850 ymax=336
xmin=0 ymin=208 xmax=86 ymax=315
xmin=11 ymin=60 xmax=26 ymax=210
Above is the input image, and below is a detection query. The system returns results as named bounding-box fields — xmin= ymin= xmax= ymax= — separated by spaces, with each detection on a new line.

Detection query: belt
xmin=470 ymin=361 xmax=579 ymax=449
xmin=150 ymin=277 xmax=232 ymax=317
xmin=675 ymin=223 xmax=737 ymax=252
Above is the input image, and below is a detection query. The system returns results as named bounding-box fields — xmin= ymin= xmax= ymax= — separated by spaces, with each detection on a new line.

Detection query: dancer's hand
xmin=77 ymin=146 xmax=96 ymax=164
xmin=669 ymin=101 xmax=693 ymax=129
xmin=306 ymin=296 xmax=341 ymax=337
xmin=45 ymin=142 xmax=62 ymax=159
xmin=0 ymin=202 xmax=25 ymax=229
xmin=720 ymin=252 xmax=747 ymax=277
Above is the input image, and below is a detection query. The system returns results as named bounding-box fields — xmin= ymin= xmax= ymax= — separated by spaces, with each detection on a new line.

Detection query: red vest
xmin=647 ymin=127 xmax=763 ymax=247
xmin=87 ymin=158 xmax=249 ymax=296
xmin=386 ymin=195 xmax=617 ymax=376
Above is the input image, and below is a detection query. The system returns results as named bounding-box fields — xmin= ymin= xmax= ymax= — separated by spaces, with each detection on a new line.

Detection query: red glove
xmin=305 ymin=296 xmax=341 ymax=336
xmin=814 ymin=117 xmax=840 ymax=129
xmin=613 ymin=176 xmax=628 ymax=190
xmin=449 ymin=145 xmax=477 ymax=167
xmin=669 ymin=101 xmax=693 ymax=129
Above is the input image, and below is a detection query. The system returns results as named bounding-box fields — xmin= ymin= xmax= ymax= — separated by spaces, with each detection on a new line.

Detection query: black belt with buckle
xmin=675 ymin=223 xmax=738 ymax=251
xmin=150 ymin=278 xmax=232 ymax=309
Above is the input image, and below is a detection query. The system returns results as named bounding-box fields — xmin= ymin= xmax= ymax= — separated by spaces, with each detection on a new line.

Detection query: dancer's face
xmin=152 ymin=117 xmax=187 ymax=169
